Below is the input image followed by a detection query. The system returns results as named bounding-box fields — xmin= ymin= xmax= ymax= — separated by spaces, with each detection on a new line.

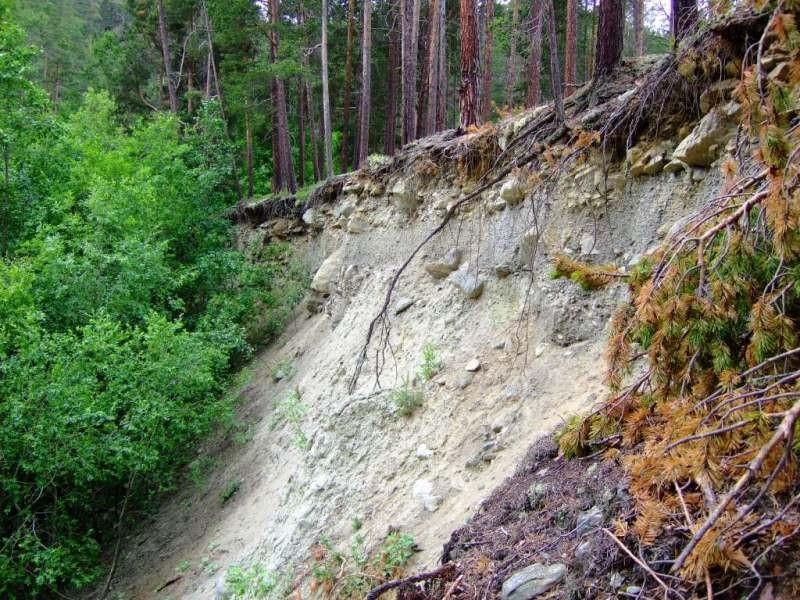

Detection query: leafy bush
xmin=0 ymin=27 xmax=307 ymax=595
xmin=310 ymin=531 xmax=417 ymax=599
xmin=392 ymin=380 xmax=425 ymax=417
xmin=417 ymin=342 xmax=443 ymax=381
xmin=272 ymin=389 xmax=309 ymax=450
xmin=225 ymin=564 xmax=293 ymax=599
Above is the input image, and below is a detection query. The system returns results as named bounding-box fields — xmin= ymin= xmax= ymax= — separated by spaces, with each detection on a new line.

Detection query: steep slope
xmin=104 ymin=64 xmax=731 ymax=597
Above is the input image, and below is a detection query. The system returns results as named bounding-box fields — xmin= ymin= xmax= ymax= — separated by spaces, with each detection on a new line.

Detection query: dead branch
xmin=671 ymin=399 xmax=800 ymax=574
xmin=601 ymin=528 xmax=684 ymax=600
xmin=365 ymin=563 xmax=456 ymax=600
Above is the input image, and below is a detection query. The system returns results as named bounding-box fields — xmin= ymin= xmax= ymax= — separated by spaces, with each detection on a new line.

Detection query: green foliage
xmin=311 ymin=531 xmax=417 ymax=599
xmin=271 ymin=357 xmax=297 ymax=382
xmin=221 ymin=479 xmax=242 ymax=505
xmin=418 ymin=342 xmax=443 ymax=381
xmin=0 ymin=19 xmax=307 ymax=596
xmin=225 ymin=563 xmax=293 ymax=599
xmin=392 ymin=379 xmax=425 ymax=417
xmin=273 ymin=389 xmax=309 ymax=450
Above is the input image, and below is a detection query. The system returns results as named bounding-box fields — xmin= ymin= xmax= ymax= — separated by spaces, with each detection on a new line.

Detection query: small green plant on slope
xmin=310 ymin=531 xmax=417 ymax=599
xmin=225 ymin=563 xmax=293 ymax=599
xmin=272 ymin=389 xmax=309 ymax=449
xmin=417 ymin=342 xmax=443 ymax=381
xmin=270 ymin=357 xmax=296 ymax=382
xmin=175 ymin=559 xmax=191 ymax=574
xmin=392 ymin=378 xmax=424 ymax=417
xmin=220 ymin=479 xmax=241 ymax=505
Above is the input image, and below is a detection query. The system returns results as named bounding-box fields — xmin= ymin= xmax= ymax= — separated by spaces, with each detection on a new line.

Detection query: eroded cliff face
xmin=107 ymin=80 xmax=735 ymax=599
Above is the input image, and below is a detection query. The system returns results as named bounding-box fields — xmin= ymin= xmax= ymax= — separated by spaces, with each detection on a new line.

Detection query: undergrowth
xmin=310 ymin=530 xmax=417 ymax=599
xmin=554 ymin=7 xmax=800 ymax=596
xmin=392 ymin=378 xmax=425 ymax=416
xmin=224 ymin=563 xmax=294 ymax=599
xmin=418 ymin=342 xmax=443 ymax=381
xmin=272 ymin=389 xmax=309 ymax=450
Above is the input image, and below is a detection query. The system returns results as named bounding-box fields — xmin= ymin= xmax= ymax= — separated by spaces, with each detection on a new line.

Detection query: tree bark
xmin=156 ymin=0 xmax=178 ymax=113
xmin=585 ymin=0 xmax=596 ymax=77
xmin=671 ymin=0 xmax=697 ymax=42
xmin=187 ymin=65 xmax=194 ymax=114
xmin=298 ymin=80 xmax=306 ymax=188
xmin=341 ymin=0 xmax=357 ymax=172
xmin=299 ymin=4 xmax=322 ymax=181
xmin=526 ymin=0 xmax=543 ymax=107
xmin=459 ymin=0 xmax=479 ymax=130
xmin=424 ymin=0 xmax=440 ymax=136
xmin=385 ymin=0 xmax=400 ymax=155
xmin=305 ymin=78 xmax=322 ymax=181
xmin=594 ymin=0 xmax=624 ymax=78
xmin=401 ymin=0 xmax=420 ymax=144
xmin=633 ymin=0 xmax=645 ymax=55
xmin=321 ymin=0 xmax=334 ymax=178
xmin=436 ymin=0 xmax=447 ymax=131
xmin=246 ymin=111 xmax=254 ymax=197
xmin=505 ymin=0 xmax=519 ymax=106
xmin=564 ymin=0 xmax=578 ymax=96
xmin=269 ymin=0 xmax=296 ymax=193
xmin=480 ymin=0 xmax=494 ymax=122
xmin=417 ymin=10 xmax=430 ymax=139
xmin=544 ymin=0 xmax=565 ymax=124
xmin=357 ymin=0 xmax=372 ymax=167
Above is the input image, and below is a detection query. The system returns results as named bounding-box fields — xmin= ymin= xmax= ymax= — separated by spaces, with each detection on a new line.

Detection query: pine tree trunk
xmin=298 ymin=80 xmax=306 ymax=188
xmin=401 ymin=0 xmax=420 ymax=144
xmin=187 ymin=66 xmax=194 ymax=114
xmin=480 ymin=0 xmax=494 ymax=122
xmin=545 ymin=0 xmax=565 ymax=123
xmin=321 ymin=0 xmax=334 ymax=178
xmin=357 ymin=0 xmax=372 ymax=167
xmin=436 ymin=0 xmax=447 ymax=131
xmin=526 ymin=0 xmax=543 ymax=107
xmin=341 ymin=0 xmax=356 ymax=172
xmin=585 ymin=0 xmax=596 ymax=77
xmin=424 ymin=0 xmax=441 ymax=136
xmin=564 ymin=0 xmax=577 ymax=96
xmin=305 ymin=79 xmax=322 ymax=181
xmin=156 ymin=0 xmax=178 ymax=113
xmin=299 ymin=5 xmax=322 ymax=180
xmin=269 ymin=0 xmax=296 ymax=193
xmin=385 ymin=0 xmax=400 ymax=155
xmin=505 ymin=0 xmax=519 ymax=107
xmin=594 ymin=0 xmax=623 ymax=78
xmin=459 ymin=0 xmax=479 ymax=130
xmin=246 ymin=111 xmax=254 ymax=197
xmin=672 ymin=0 xmax=697 ymax=42
xmin=633 ymin=0 xmax=645 ymax=55
xmin=417 ymin=11 xmax=430 ymax=139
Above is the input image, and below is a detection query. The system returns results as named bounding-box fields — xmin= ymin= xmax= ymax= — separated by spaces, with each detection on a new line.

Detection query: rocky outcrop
xmin=448 ymin=263 xmax=484 ymax=299
xmin=310 ymin=248 xmax=343 ymax=295
xmin=424 ymin=248 xmax=463 ymax=279
xmin=391 ymin=178 xmax=421 ymax=214
xmin=501 ymin=563 xmax=567 ymax=600
xmin=672 ymin=108 xmax=733 ymax=167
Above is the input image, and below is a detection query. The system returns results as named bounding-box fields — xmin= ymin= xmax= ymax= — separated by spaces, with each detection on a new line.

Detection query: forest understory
xmin=2 ymin=0 xmax=800 ymax=599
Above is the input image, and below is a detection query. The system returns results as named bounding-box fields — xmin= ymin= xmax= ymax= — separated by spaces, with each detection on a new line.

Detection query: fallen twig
xmin=671 ymin=399 xmax=800 ymax=573
xmin=602 ymin=528 xmax=684 ymax=600
xmin=365 ymin=563 xmax=456 ymax=600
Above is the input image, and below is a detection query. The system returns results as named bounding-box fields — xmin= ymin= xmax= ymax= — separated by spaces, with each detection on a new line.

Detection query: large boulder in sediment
xmin=501 ymin=563 xmax=567 ymax=600
xmin=390 ymin=178 xmax=421 ymax=214
xmin=499 ymin=177 xmax=528 ymax=206
xmin=672 ymin=108 xmax=733 ymax=167
xmin=424 ymin=248 xmax=463 ymax=279
xmin=310 ymin=249 xmax=344 ymax=295
xmin=448 ymin=263 xmax=485 ymax=299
